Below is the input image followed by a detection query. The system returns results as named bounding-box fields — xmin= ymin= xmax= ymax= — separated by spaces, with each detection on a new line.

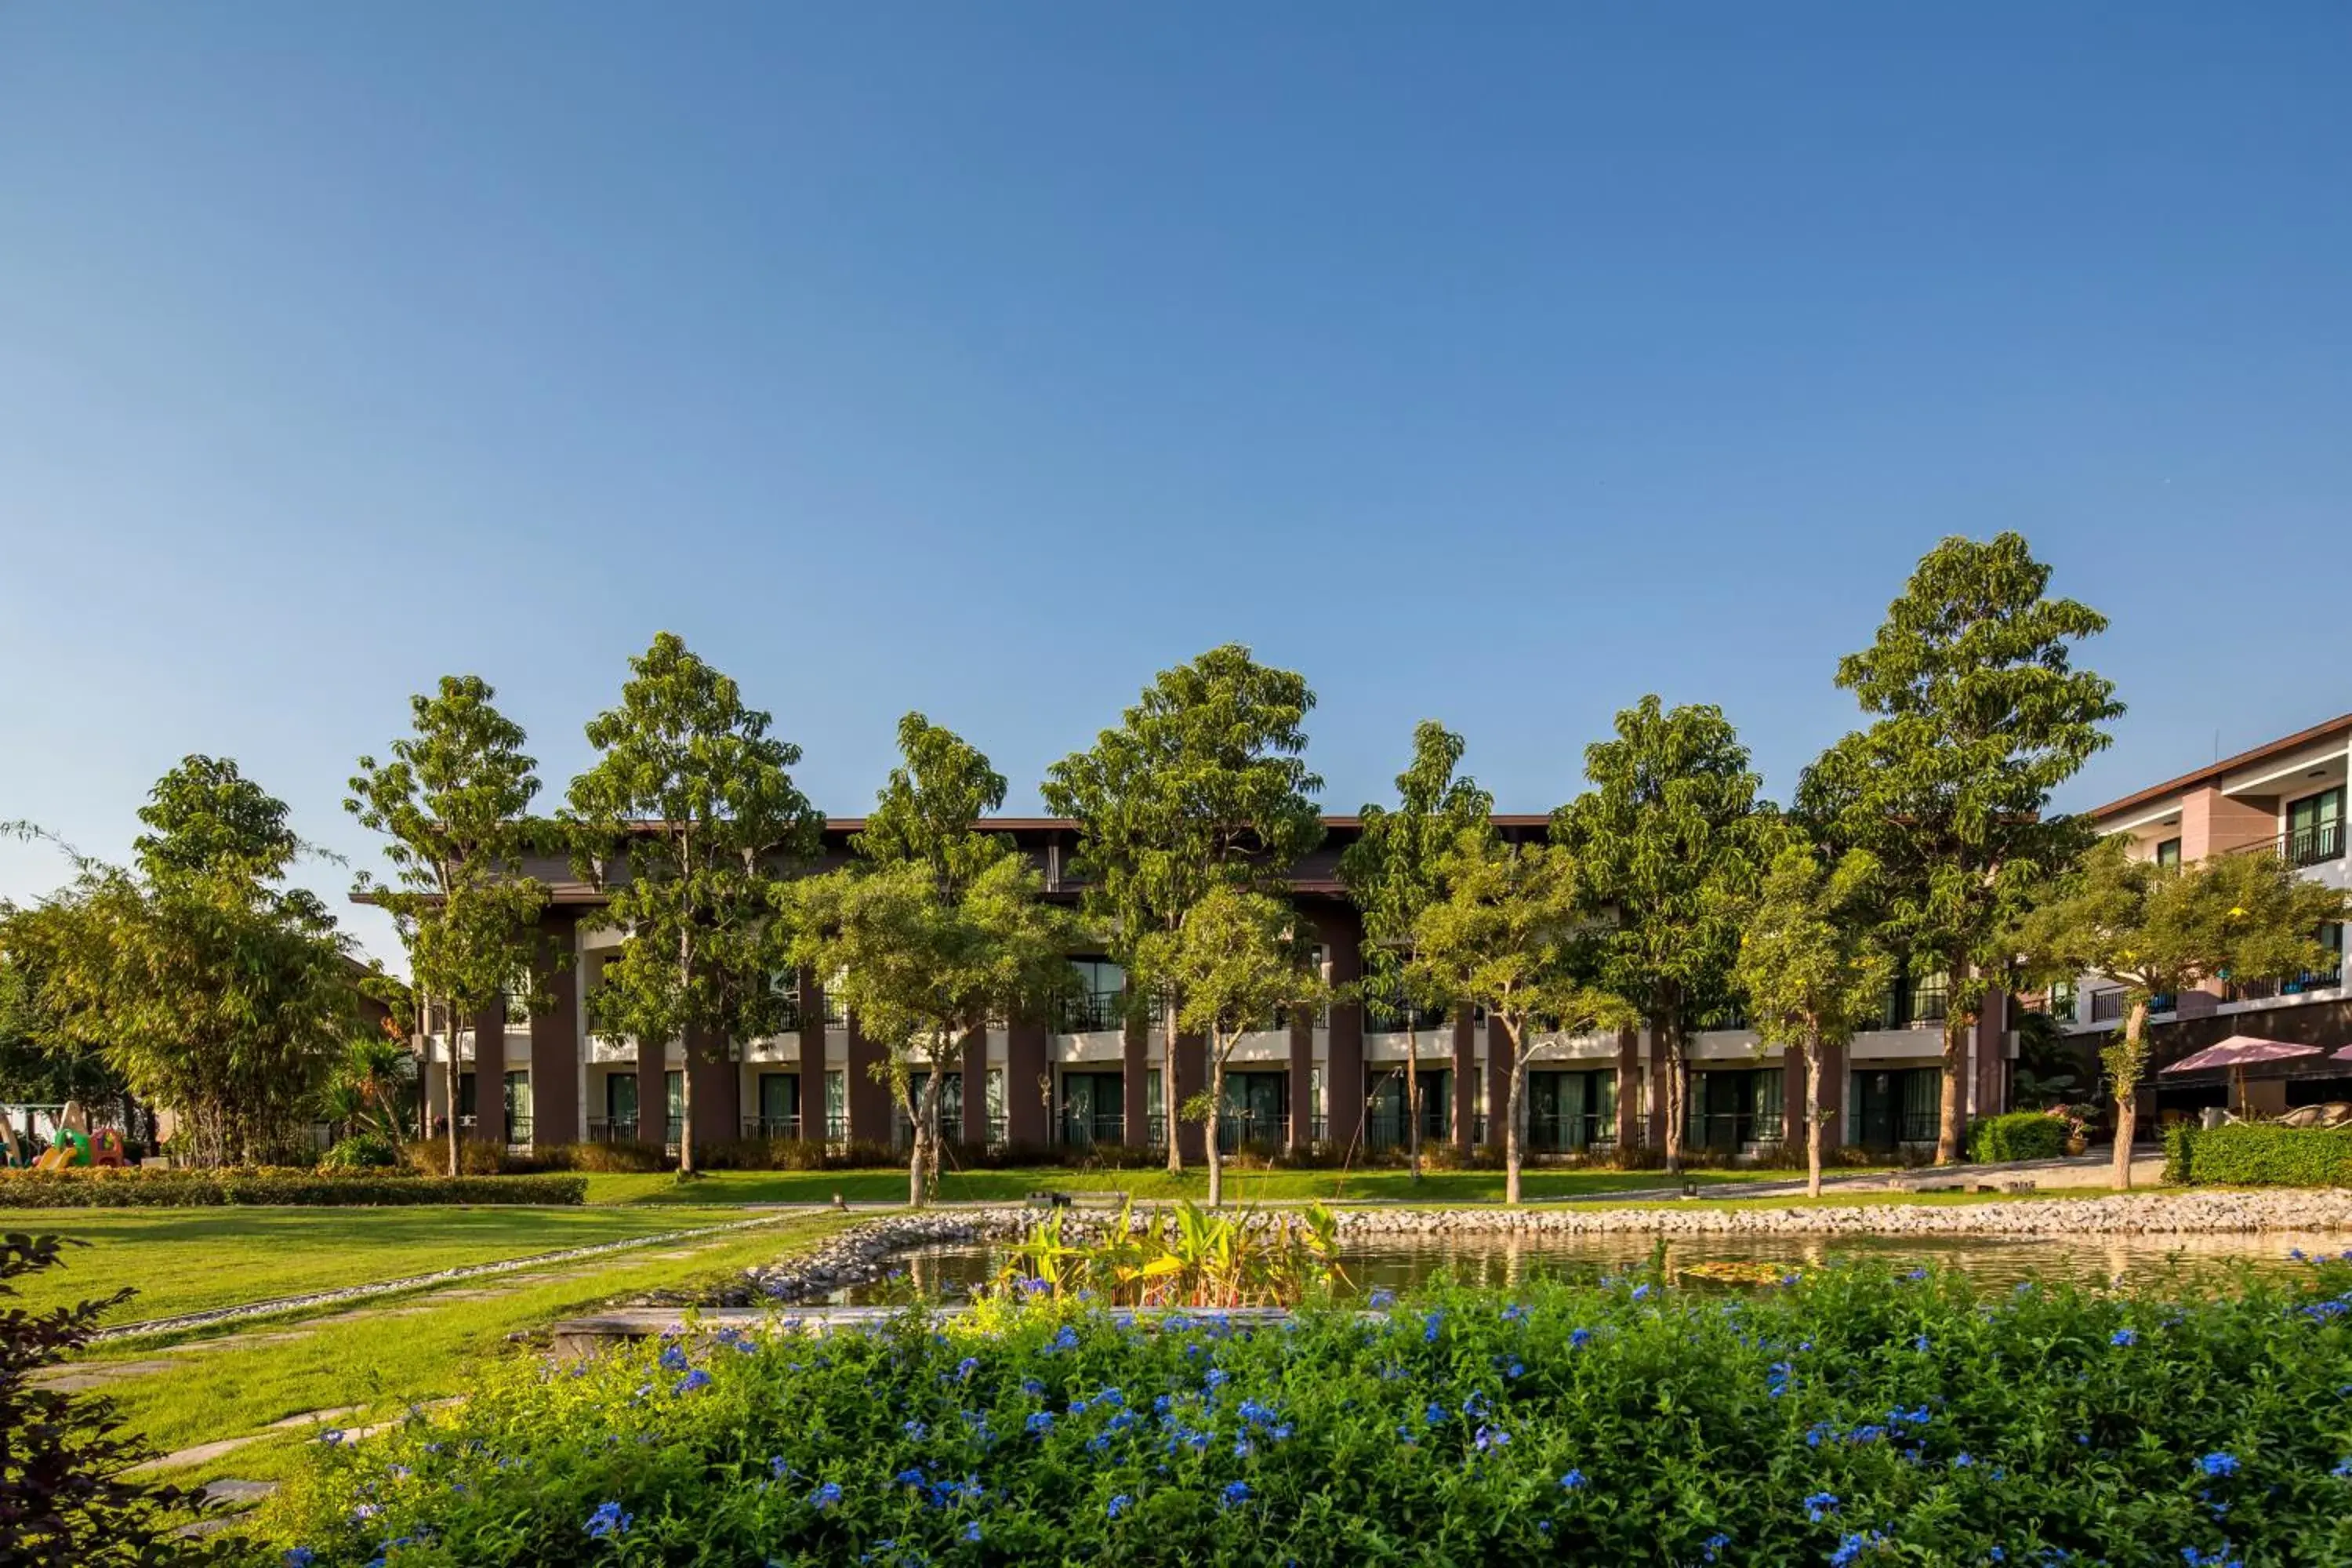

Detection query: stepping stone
xmin=267 ymin=1406 xmax=365 ymax=1430
xmin=204 ymin=1479 xmax=277 ymax=1506
xmin=162 ymin=1331 xmax=314 ymax=1356
xmin=28 ymin=1359 xmax=181 ymax=1390
xmin=127 ymin=1433 xmax=267 ymax=1474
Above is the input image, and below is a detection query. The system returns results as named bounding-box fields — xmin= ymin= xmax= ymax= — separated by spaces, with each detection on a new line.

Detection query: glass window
xmin=2288 ymin=788 xmax=2346 ymax=866
xmin=605 ymin=1073 xmax=637 ymax=1126
xmin=2154 ymin=838 xmax=2182 ymax=869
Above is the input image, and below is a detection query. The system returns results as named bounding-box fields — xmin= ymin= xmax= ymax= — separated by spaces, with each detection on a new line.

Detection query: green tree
xmin=347 ymin=675 xmax=548 ymax=1176
xmin=789 ymin=714 xmax=1081 ymax=1205
xmin=1338 ymin=721 xmax=1492 ymax=1180
xmin=1730 ymin=840 xmax=1893 ymax=1196
xmin=1553 ymin=695 xmax=1772 ymax=1173
xmin=2012 ymin=836 xmax=2347 ymax=1189
xmin=1041 ymin=645 xmax=1323 ymax=1173
xmin=1407 ymin=826 xmax=1635 ymax=1204
xmin=0 ymin=946 xmax=129 ymax=1118
xmin=2 ymin=759 xmax=358 ymax=1165
xmin=1798 ymin=533 xmax=2122 ymax=1164
xmin=1156 ymin=885 xmax=1329 ymax=1208
xmin=564 ymin=633 xmax=823 ymax=1177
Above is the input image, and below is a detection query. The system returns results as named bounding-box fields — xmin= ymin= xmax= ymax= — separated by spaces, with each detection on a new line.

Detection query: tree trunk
xmin=1405 ymin=1023 xmax=1422 ymax=1181
xmin=1163 ymin=993 xmax=1184 ymax=1175
xmin=1206 ymin=1046 xmax=1225 ymax=1209
xmin=907 ymin=1072 xmax=938 ymax=1207
xmin=1502 ymin=1018 xmax=1526 ymax=1206
xmin=1659 ymin=989 xmax=1686 ymax=1174
xmin=676 ymin=928 xmax=698 ymax=1177
xmin=443 ymin=1001 xmax=460 ymax=1178
xmin=2111 ymin=1000 xmax=2147 ymax=1192
xmin=1936 ymin=993 xmax=1969 ymax=1167
xmin=1804 ymin=1027 xmax=1824 ymax=1200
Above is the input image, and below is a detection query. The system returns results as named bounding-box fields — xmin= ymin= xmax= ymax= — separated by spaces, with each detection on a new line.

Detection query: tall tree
xmin=2 ymin=759 xmax=357 ymax=1165
xmin=564 ymin=633 xmax=823 ymax=1177
xmin=1730 ymin=840 xmax=1893 ymax=1196
xmin=1041 ymin=645 xmax=1323 ymax=1174
xmin=1339 ymin=721 xmax=1492 ymax=1181
xmin=1798 ymin=533 xmax=2122 ymax=1164
xmin=1552 ymin=696 xmax=1771 ymax=1173
xmin=347 ymin=675 xmax=547 ymax=1177
xmin=1157 ymin=885 xmax=1329 ymax=1208
xmin=789 ymin=714 xmax=1081 ymax=1205
xmin=1408 ymin=826 xmax=1635 ymax=1204
xmin=2013 ymin=837 xmax=2347 ymax=1189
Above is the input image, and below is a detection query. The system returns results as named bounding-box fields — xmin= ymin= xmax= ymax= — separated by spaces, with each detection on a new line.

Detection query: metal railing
xmin=1363 ymin=1003 xmax=1453 ymax=1033
xmin=1363 ymin=1105 xmax=1450 ymax=1151
xmin=2224 ymin=959 xmax=2347 ymax=1004
xmin=1686 ymin=1110 xmax=1784 ymax=1149
xmin=2227 ymin=819 xmax=2346 ymax=869
xmin=1214 ymin=1112 xmax=1287 ymax=1153
xmin=1897 ymin=1106 xmax=1940 ymax=1144
xmin=1059 ymin=1112 xmax=1127 ymax=1149
xmin=1526 ymin=1112 xmax=1618 ymax=1152
xmin=1056 ymin=989 xmax=1126 ymax=1033
xmin=2089 ymin=988 xmax=2128 ymax=1023
xmin=741 ymin=1116 xmax=804 ymax=1142
xmin=586 ymin=1117 xmax=637 ymax=1143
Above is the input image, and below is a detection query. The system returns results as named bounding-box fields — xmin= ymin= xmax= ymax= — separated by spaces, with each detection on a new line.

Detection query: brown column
xmin=1006 ymin=1018 xmax=1050 ymax=1149
xmin=1174 ymin=1031 xmax=1207 ymax=1163
xmin=1614 ymin=1026 xmax=1640 ymax=1152
xmin=797 ymin=967 xmax=828 ymax=1142
xmin=1451 ymin=1007 xmax=1475 ymax=1154
xmin=470 ymin=1002 xmax=506 ymax=1142
xmin=528 ymin=911 xmax=579 ymax=1146
xmin=960 ymin=1031 xmax=988 ymax=1147
xmin=1781 ymin=1046 xmax=1807 ymax=1151
xmin=1976 ymin=994 xmax=2009 ymax=1120
xmin=687 ymin=1025 xmax=737 ymax=1149
xmin=636 ymin=1036 xmax=667 ymax=1151
xmin=1287 ymin=1013 xmax=1315 ymax=1152
xmin=847 ymin=1014 xmax=891 ymax=1147
xmin=1123 ymin=1011 xmax=1151 ymax=1150
xmin=1485 ymin=1017 xmax=1514 ymax=1149
xmin=1647 ymin=1037 xmax=1673 ymax=1151
xmin=1318 ymin=905 xmax=1366 ymax=1151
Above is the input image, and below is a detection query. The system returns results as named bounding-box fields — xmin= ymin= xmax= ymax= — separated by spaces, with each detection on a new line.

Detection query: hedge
xmin=2165 ymin=1123 xmax=2352 ymax=1187
xmin=1965 ymin=1109 xmax=2068 ymax=1164
xmin=0 ymin=1168 xmax=586 ymax=1208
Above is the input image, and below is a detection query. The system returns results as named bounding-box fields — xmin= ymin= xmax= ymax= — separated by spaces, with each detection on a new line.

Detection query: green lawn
xmin=8 ymin=1205 xmax=758 ymax=1325
xmin=569 ymin=1165 xmax=1768 ymax=1207
xmin=77 ymin=1213 xmax=864 ymax=1486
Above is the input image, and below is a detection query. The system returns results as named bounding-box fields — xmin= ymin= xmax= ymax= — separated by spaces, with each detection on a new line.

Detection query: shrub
xmin=0 ymin=1168 xmax=585 ymax=1207
xmin=2 ymin=1232 xmax=233 ymax=1563
xmin=2165 ymin=1123 xmax=2352 ymax=1186
xmin=1966 ymin=1109 xmax=2069 ymax=1164
xmin=317 ymin=1134 xmax=397 ymax=1171
xmin=249 ymin=1259 xmax=2352 ymax=1566
xmin=403 ymin=1139 xmax=520 ymax=1177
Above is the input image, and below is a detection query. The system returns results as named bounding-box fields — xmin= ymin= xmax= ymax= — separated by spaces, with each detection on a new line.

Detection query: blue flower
xmin=1805 ymin=1492 xmax=1841 ymax=1523
xmin=1700 ymin=1534 xmax=1730 ymax=1563
xmin=1831 ymin=1530 xmax=1888 ymax=1567
xmin=1570 ymin=1327 xmax=1593 ymax=1349
xmin=659 ymin=1343 xmax=691 ymax=1373
xmin=963 ymin=1522 xmax=982 ymax=1544
xmin=770 ymin=1456 xmax=791 ymax=1479
xmin=1473 ymin=1425 xmax=1510 ymax=1451
xmin=1423 ymin=1312 xmax=1443 ymax=1344
xmin=584 ymin=1501 xmax=631 ymax=1539
xmin=1221 ymin=1480 xmax=1251 ymax=1508
xmin=1106 ymin=1494 xmax=1133 ymax=1519
xmin=1501 ymin=1303 xmax=1528 ymax=1323
xmin=1049 ymin=1326 xmax=1080 ymax=1352
xmin=2111 ymin=1328 xmax=2139 ymax=1348
xmin=1026 ymin=1411 xmax=1056 ymax=1435
xmin=955 ymin=1356 xmax=981 ymax=1380
xmin=2332 ymin=1457 xmax=2352 ymax=1479
xmin=673 ymin=1368 xmax=713 ymax=1395
xmin=2198 ymin=1453 xmax=2241 ymax=1479
xmin=1913 ymin=1334 xmax=1931 ymax=1352
xmin=1022 ymin=1377 xmax=1047 ymax=1396
xmin=1369 ymin=1289 xmax=1396 ymax=1309
xmin=897 ymin=1468 xmax=926 ymax=1488
xmin=904 ymin=1420 xmax=929 ymax=1440
xmin=283 ymin=1553 xmax=316 ymax=1568
xmin=1631 ymin=1283 xmax=1653 ymax=1301
xmin=1425 ymin=1403 xmax=1444 ymax=1426
xmin=809 ymin=1481 xmax=843 ymax=1511
xmin=1559 ymin=1469 xmax=1588 ymax=1490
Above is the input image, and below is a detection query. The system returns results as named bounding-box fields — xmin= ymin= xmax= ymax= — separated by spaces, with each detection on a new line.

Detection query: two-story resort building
xmin=2058 ymin=712 xmax=2352 ymax=1124
xmin=394 ymin=815 xmax=2013 ymax=1163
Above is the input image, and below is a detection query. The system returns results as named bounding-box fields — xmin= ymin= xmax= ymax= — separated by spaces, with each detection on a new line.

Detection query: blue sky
xmin=2 ymin=5 xmax=2347 ymax=966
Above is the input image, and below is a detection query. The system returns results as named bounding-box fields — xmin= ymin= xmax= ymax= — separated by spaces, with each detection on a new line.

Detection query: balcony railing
xmin=1363 ymin=1003 xmax=1453 ymax=1033
xmin=586 ymin=1116 xmax=637 ymax=1143
xmin=1055 ymin=989 xmax=1126 ymax=1033
xmin=1364 ymin=1105 xmax=1450 ymax=1151
xmin=741 ymin=1115 xmax=804 ymax=1142
xmin=2089 ymin=988 xmax=2128 ymax=1024
xmin=1526 ymin=1112 xmax=1618 ymax=1153
xmin=1059 ymin=1112 xmax=1126 ymax=1149
xmin=1686 ymin=1110 xmax=1784 ymax=1149
xmin=2227 ymin=820 xmax=2347 ymax=869
xmin=1214 ymin=1112 xmax=1288 ymax=1153
xmin=2224 ymin=959 xmax=2347 ymax=1004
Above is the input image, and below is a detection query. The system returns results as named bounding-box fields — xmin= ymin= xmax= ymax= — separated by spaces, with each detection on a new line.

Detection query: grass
xmin=7 ymin=1205 xmax=758 ymax=1324
xmin=72 ymin=1212 xmax=864 ymax=1486
xmin=564 ymin=1165 xmax=1776 ymax=1207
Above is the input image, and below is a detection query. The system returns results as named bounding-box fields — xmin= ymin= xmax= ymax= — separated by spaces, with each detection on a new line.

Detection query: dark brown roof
xmin=2092 ymin=712 xmax=2352 ymax=821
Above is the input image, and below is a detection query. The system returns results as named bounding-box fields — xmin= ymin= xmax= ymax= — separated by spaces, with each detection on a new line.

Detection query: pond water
xmin=822 ymin=1231 xmax=2352 ymax=1306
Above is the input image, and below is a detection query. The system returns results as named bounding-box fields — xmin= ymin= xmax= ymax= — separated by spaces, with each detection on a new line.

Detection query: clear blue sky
xmin=3 ymin=5 xmax=2347 ymax=967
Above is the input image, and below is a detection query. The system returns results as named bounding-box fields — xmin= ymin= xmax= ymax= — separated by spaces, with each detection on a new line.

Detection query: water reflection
xmin=825 ymin=1231 xmax=2352 ymax=1306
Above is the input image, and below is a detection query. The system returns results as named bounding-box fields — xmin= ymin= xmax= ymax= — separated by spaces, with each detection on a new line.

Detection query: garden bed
xmin=249 ymin=1258 xmax=2352 ymax=1565
xmin=0 ymin=1168 xmax=586 ymax=1207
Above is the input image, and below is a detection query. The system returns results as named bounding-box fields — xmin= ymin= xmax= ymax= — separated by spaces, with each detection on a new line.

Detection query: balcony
xmin=741 ymin=1115 xmax=805 ymax=1142
xmin=586 ymin=1116 xmax=638 ymax=1143
xmin=2226 ymin=820 xmax=2347 ymax=869
xmin=1214 ymin=1111 xmax=1288 ymax=1153
xmin=1365 ymin=1105 xmax=1449 ymax=1151
xmin=1526 ymin=1112 xmax=1617 ymax=1153
xmin=1055 ymin=989 xmax=1126 ymax=1033
xmin=1364 ymin=1003 xmax=1453 ymax=1034
xmin=1059 ymin=1112 xmax=1127 ymax=1149
xmin=2223 ymin=959 xmax=2347 ymax=1004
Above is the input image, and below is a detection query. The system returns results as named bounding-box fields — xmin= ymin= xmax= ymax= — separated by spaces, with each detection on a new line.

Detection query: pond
xmin=823 ymin=1230 xmax=2352 ymax=1305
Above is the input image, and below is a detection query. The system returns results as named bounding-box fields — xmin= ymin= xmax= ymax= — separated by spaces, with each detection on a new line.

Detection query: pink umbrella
xmin=2162 ymin=1035 xmax=2322 ymax=1117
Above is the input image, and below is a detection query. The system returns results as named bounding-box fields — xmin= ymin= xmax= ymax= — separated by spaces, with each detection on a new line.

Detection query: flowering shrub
xmin=248 ymin=1259 xmax=2352 ymax=1565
